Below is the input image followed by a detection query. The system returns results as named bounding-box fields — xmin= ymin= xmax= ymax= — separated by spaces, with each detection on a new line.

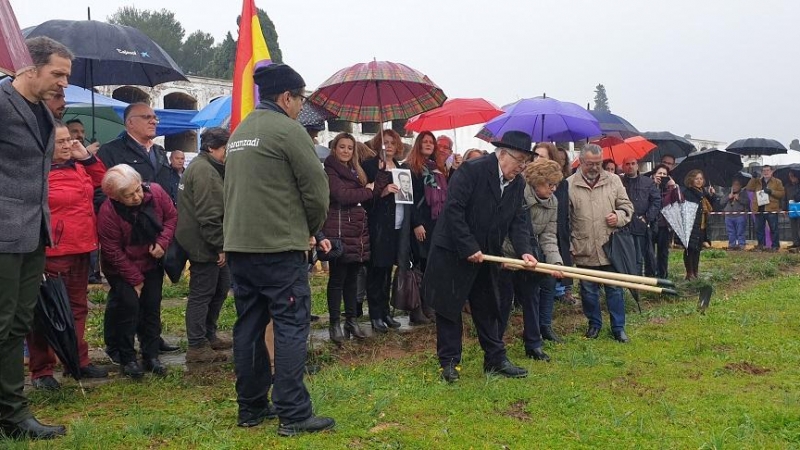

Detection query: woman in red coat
xmin=97 ymin=164 xmax=177 ymax=378
xmin=323 ymin=133 xmax=374 ymax=342
xmin=28 ymin=123 xmax=108 ymax=390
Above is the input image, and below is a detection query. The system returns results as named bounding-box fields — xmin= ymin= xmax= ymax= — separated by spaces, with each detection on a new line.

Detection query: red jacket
xmin=47 ymin=156 xmax=107 ymax=257
xmin=321 ymin=155 xmax=372 ymax=263
xmin=97 ymin=183 xmax=177 ymax=286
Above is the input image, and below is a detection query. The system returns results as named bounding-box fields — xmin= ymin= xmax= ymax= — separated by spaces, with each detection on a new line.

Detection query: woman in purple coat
xmin=323 ymin=133 xmax=375 ymax=342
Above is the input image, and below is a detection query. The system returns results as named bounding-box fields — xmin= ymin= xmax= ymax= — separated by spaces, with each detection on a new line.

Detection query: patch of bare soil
xmin=504 ymin=400 xmax=531 ymax=421
xmin=369 ymin=422 xmax=401 ymax=433
xmin=648 ymin=317 xmax=669 ymax=325
xmin=724 ymin=361 xmax=771 ymax=375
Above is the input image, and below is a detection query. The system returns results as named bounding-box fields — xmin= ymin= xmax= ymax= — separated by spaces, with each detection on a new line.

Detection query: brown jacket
xmin=745 ymin=176 xmax=784 ymax=212
xmin=567 ymin=169 xmax=634 ymax=267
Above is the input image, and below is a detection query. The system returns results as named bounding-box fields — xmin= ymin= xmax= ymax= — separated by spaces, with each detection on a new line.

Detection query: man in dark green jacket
xmin=176 ymin=128 xmax=231 ymax=364
xmin=223 ymin=64 xmax=333 ymax=436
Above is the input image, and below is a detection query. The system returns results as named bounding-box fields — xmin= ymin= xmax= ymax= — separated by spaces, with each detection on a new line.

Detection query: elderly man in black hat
xmin=223 ymin=63 xmax=333 ymax=436
xmin=422 ymin=130 xmax=538 ymax=383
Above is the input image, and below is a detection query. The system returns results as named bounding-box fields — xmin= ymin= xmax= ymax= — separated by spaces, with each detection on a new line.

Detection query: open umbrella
xmin=591 ymin=135 xmax=656 ymax=164
xmin=476 ymin=96 xmax=602 ymax=143
xmin=640 ymin=131 xmax=696 ymax=162
xmin=588 ymin=109 xmax=640 ymax=139
xmin=726 ymin=138 xmax=788 ymax=156
xmin=773 ymin=164 xmax=800 ymax=185
xmin=34 ymin=275 xmax=81 ymax=380
xmin=405 ymin=98 xmax=502 ymax=132
xmin=671 ymin=148 xmax=743 ymax=187
xmin=297 ymin=101 xmax=335 ymax=129
xmin=308 ymin=60 xmax=445 ymax=124
xmin=191 ymin=95 xmax=231 ymax=128
xmin=0 ymin=0 xmax=32 ymax=76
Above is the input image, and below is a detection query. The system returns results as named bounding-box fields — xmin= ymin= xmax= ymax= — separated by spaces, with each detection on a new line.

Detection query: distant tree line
xmin=108 ymin=6 xmax=283 ymax=80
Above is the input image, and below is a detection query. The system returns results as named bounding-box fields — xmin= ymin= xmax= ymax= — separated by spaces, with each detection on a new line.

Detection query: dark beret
xmin=253 ymin=63 xmax=306 ymax=96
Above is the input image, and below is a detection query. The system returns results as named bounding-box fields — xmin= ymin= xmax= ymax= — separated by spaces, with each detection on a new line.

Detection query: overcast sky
xmin=10 ymin=0 xmax=800 ymax=148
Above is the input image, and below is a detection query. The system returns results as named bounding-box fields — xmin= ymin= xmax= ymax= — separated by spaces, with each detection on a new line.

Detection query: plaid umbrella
xmin=0 ymin=0 xmax=32 ymax=76
xmin=307 ymin=60 xmax=446 ymax=123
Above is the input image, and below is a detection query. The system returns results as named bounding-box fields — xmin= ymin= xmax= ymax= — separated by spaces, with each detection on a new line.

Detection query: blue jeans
xmin=725 ymin=215 xmax=747 ymax=247
xmin=578 ymin=265 xmax=625 ymax=332
xmin=538 ymin=275 xmax=556 ymax=328
xmin=755 ymin=213 xmax=779 ymax=248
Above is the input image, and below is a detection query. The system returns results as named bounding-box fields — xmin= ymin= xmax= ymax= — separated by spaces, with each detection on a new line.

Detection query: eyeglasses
xmin=505 ymin=150 xmax=531 ymax=168
xmin=129 ymin=114 xmax=160 ymax=123
xmin=294 ymin=93 xmax=308 ymax=104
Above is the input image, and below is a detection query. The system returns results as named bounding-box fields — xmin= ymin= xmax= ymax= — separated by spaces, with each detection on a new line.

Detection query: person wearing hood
xmin=176 ymin=127 xmax=231 ymax=364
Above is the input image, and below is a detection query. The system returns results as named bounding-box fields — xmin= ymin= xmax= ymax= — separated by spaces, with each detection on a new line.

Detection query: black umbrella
xmin=641 ymin=131 xmax=696 ymax=163
xmin=671 ymin=148 xmax=743 ymax=188
xmin=23 ymin=19 xmax=188 ymax=141
xmin=726 ymin=138 xmax=788 ymax=156
xmin=34 ymin=275 xmax=81 ymax=381
xmin=773 ymin=164 xmax=800 ymax=185
xmin=602 ymin=229 xmax=642 ymax=313
xmin=297 ymin=102 xmax=334 ymax=129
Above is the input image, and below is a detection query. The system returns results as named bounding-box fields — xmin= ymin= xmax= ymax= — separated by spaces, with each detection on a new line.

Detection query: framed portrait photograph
xmin=391 ymin=168 xmax=414 ymax=204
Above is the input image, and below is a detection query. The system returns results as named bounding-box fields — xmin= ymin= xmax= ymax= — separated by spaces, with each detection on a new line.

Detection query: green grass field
xmin=7 ymin=251 xmax=800 ymax=449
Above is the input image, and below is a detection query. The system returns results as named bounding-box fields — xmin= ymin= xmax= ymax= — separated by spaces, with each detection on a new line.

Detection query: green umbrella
xmin=62 ymin=105 xmax=124 ymax=145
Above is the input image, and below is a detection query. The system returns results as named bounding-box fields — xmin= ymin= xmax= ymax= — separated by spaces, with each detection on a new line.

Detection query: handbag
xmin=318 ymin=209 xmax=345 ymax=261
xmin=756 ymin=190 xmax=770 ymax=207
xmin=391 ymin=265 xmax=423 ymax=311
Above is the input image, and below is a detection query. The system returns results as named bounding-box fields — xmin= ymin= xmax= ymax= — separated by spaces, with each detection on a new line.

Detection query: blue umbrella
xmin=476 ymin=96 xmax=602 ymax=143
xmin=191 ymin=95 xmax=231 ymax=128
xmin=588 ymin=110 xmax=640 ymax=139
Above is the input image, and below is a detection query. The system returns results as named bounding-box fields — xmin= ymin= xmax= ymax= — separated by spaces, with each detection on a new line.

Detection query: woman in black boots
xmin=681 ymin=169 xmax=718 ymax=280
xmin=323 ymin=133 xmax=374 ymax=342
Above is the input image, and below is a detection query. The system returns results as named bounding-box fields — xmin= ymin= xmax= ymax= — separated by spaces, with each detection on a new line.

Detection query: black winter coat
xmin=363 ymin=157 xmax=405 ymax=268
xmin=682 ymin=187 xmax=718 ymax=250
xmin=622 ymin=174 xmax=661 ymax=235
xmin=422 ymin=154 xmax=532 ymax=321
xmin=409 ymin=162 xmax=443 ymax=261
xmin=321 ymin=156 xmax=372 ymax=264
xmin=554 ymin=178 xmax=572 ymax=267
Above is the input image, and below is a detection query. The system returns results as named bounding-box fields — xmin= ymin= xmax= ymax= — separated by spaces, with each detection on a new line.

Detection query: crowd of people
xmin=2 ymin=35 xmax=799 ymax=442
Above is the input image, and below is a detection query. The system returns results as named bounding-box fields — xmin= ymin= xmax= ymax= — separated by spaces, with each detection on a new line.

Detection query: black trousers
xmin=366 ymin=265 xmax=392 ymax=320
xmin=326 ymin=260 xmax=363 ymax=321
xmin=655 ymin=226 xmax=672 ymax=278
xmin=498 ymin=269 xmax=546 ymax=351
xmin=105 ymin=268 xmax=164 ymax=363
xmin=186 ymin=261 xmax=230 ymax=347
xmin=228 ymin=251 xmax=311 ymax=424
xmin=436 ymin=266 xmax=507 ymax=368
xmin=0 ymin=239 xmax=45 ymax=425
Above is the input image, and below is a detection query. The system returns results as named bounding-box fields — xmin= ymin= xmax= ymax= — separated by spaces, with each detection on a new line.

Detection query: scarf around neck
xmin=111 ymin=189 xmax=163 ymax=246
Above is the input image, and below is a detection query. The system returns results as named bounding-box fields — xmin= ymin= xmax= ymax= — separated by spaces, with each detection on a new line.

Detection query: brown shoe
xmin=186 ymin=343 xmax=227 ymax=363
xmin=209 ymin=337 xmax=233 ymax=350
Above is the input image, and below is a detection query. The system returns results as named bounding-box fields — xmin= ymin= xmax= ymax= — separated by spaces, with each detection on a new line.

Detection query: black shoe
xmin=278 ymin=415 xmax=336 ymax=436
xmin=383 ymin=315 xmax=401 ymax=329
xmin=158 ymin=339 xmax=180 ymax=353
xmin=612 ymin=330 xmax=630 ymax=343
xmin=105 ymin=348 xmax=121 ymax=365
xmin=121 ymin=361 xmax=144 ymax=379
xmin=310 ymin=314 xmax=320 ymax=322
xmin=31 ymin=376 xmax=60 ymax=391
xmin=237 ymin=404 xmax=277 ymax=428
xmin=440 ymin=363 xmax=460 ymax=383
xmin=142 ymin=358 xmax=168 ymax=376
xmin=540 ymin=325 xmax=563 ymax=343
xmin=328 ymin=320 xmax=344 ymax=345
xmin=370 ymin=319 xmax=388 ymax=334
xmin=525 ymin=347 xmax=551 ymax=362
xmin=0 ymin=417 xmax=66 ymax=440
xmin=484 ymin=359 xmax=528 ymax=378
xmin=80 ymin=364 xmax=109 ymax=379
xmin=585 ymin=326 xmax=601 ymax=339
xmin=343 ymin=317 xmax=367 ymax=340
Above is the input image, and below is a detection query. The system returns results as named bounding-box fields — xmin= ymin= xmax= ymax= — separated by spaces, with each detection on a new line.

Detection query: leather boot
xmin=383 ymin=315 xmax=401 ymax=329
xmin=409 ymin=307 xmax=431 ymax=325
xmin=343 ymin=317 xmax=367 ymax=340
xmin=371 ymin=319 xmax=388 ymax=334
xmin=328 ymin=319 xmax=344 ymax=344
xmin=540 ymin=325 xmax=563 ymax=343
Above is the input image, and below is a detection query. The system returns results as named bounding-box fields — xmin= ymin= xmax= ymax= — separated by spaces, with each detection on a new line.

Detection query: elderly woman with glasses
xmin=97 ymin=164 xmax=177 ymax=378
xmin=27 ymin=122 xmax=108 ymax=391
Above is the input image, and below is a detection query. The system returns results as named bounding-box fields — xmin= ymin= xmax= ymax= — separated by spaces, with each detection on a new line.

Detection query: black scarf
xmin=111 ymin=189 xmax=163 ymax=246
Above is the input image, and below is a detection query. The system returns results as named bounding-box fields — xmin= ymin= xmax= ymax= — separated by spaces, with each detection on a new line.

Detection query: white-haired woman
xmin=97 ymin=164 xmax=177 ymax=378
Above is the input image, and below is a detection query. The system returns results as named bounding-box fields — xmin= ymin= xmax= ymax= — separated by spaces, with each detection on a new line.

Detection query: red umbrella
xmin=0 ymin=0 xmax=33 ymax=76
xmin=307 ymin=60 xmax=446 ymax=124
xmin=572 ymin=135 xmax=656 ymax=168
xmin=404 ymin=97 xmax=502 ymax=132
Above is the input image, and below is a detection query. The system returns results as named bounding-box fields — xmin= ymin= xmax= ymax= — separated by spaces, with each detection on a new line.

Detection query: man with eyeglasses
xmin=423 ymin=130 xmax=538 ymax=383
xmin=567 ymin=144 xmax=633 ymax=343
xmin=96 ymin=102 xmax=181 ymax=363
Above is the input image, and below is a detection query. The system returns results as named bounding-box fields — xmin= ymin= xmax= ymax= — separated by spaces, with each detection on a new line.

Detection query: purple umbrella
xmin=476 ymin=96 xmax=602 ymax=143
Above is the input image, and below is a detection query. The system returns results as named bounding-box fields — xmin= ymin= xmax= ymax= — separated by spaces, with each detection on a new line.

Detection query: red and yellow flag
xmin=231 ymin=0 xmax=272 ymax=131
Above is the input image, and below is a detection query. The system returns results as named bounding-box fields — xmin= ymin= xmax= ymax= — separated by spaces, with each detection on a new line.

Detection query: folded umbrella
xmin=602 ymin=228 xmax=642 ymax=312
xmin=660 ymin=201 xmax=699 ymax=248
xmin=34 ymin=275 xmax=81 ymax=381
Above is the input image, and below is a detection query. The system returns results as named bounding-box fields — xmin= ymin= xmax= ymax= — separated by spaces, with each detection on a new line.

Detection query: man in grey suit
xmin=0 ymin=36 xmax=72 ymax=440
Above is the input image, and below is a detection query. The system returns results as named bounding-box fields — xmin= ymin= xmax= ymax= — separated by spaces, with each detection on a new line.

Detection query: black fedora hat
xmin=491 ymin=130 xmax=533 ymax=153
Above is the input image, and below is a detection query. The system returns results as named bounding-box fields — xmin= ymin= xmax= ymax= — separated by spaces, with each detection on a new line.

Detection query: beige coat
xmin=503 ymin=184 xmax=562 ymax=264
xmin=567 ymin=170 xmax=634 ymax=267
xmin=745 ymin=176 xmax=785 ymax=212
